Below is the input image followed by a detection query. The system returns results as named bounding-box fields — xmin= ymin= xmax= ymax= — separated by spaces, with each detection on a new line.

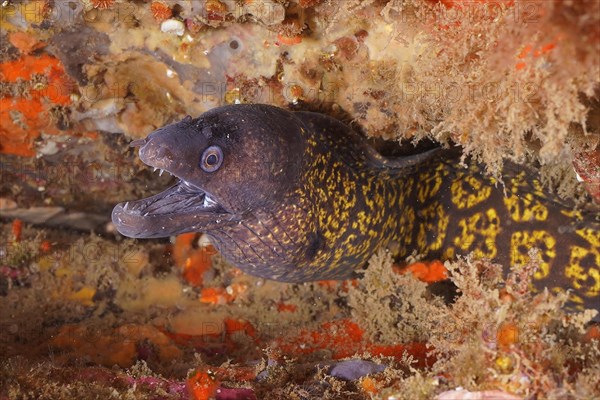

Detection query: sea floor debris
xmin=0 ymin=223 xmax=598 ymax=399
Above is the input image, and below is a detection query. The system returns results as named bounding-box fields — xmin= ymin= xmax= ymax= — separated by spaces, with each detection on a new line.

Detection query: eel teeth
xmin=123 ymin=202 xmax=129 ymax=210
xmin=159 ymin=169 xmax=165 ymax=177
xmin=203 ymin=194 xmax=217 ymax=208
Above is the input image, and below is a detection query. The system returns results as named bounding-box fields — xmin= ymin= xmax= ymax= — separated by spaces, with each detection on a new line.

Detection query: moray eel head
xmin=112 ymin=105 xmax=305 ymax=239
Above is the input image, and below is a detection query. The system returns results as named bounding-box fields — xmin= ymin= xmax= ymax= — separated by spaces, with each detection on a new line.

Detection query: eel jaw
xmin=112 ymin=180 xmax=232 ymax=239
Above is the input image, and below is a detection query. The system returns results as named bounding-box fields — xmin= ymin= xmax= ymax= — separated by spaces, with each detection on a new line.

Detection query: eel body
xmin=112 ymin=104 xmax=599 ymax=312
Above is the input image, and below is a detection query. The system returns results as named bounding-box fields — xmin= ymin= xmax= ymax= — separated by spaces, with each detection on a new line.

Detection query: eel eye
xmin=200 ymin=145 xmax=223 ymax=172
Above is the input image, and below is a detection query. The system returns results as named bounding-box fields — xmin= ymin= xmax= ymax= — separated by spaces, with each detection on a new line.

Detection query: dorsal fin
xmin=363 ymin=145 xmax=442 ymax=171
xmin=294 ymin=110 xmax=443 ymax=175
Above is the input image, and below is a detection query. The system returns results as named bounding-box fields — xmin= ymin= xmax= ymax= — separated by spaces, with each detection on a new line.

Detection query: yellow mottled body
xmin=385 ymin=158 xmax=598 ymax=310
xmin=284 ymin=112 xmax=599 ymax=312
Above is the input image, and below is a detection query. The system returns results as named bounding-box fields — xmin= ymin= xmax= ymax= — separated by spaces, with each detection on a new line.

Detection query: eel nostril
xmin=129 ymin=138 xmax=147 ymax=147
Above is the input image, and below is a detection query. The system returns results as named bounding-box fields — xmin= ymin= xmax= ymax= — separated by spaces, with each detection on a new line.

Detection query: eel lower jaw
xmin=112 ymin=180 xmax=232 ymax=239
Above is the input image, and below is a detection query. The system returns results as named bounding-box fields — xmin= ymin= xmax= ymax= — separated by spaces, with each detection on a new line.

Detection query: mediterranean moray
xmin=112 ymin=104 xmax=600 ymax=313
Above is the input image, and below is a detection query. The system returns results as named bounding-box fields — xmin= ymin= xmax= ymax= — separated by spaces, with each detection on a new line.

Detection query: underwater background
xmin=1 ymin=1 xmax=599 ymax=399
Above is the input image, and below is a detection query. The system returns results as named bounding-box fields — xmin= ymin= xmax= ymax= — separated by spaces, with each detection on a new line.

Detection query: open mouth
xmin=112 ymin=171 xmax=231 ymax=239
xmin=120 ymin=179 xmax=225 ymax=217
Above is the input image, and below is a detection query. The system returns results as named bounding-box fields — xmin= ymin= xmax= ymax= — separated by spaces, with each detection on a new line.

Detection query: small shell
xmin=161 ymin=19 xmax=185 ymax=36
